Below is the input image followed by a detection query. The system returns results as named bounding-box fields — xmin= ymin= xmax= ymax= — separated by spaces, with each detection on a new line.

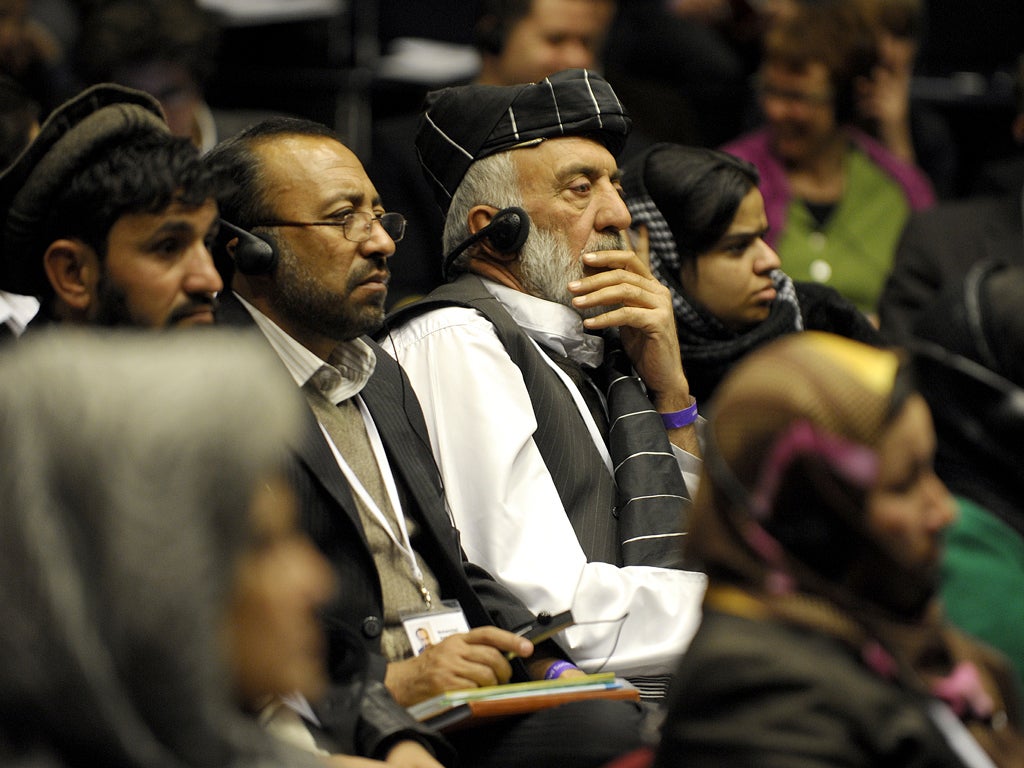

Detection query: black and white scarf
xmin=625 ymin=180 xmax=804 ymax=404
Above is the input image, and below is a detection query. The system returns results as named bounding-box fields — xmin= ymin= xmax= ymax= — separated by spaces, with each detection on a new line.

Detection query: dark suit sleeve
xmin=355 ymin=681 xmax=457 ymax=766
xmin=877 ymin=211 xmax=946 ymax=345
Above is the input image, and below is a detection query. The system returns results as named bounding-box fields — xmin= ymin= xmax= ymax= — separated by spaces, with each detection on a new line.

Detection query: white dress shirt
xmin=383 ymin=280 xmax=706 ymax=677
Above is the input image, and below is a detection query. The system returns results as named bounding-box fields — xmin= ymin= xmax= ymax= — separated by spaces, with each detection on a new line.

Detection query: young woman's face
xmin=223 ymin=474 xmax=336 ymax=709
xmin=866 ymin=395 xmax=956 ymax=577
xmin=679 ymin=187 xmax=782 ymax=331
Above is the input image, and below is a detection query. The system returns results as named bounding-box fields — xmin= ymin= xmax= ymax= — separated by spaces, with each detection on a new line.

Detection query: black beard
xmin=273 ymin=244 xmax=387 ymax=342
xmin=93 ymin=271 xmax=136 ymax=327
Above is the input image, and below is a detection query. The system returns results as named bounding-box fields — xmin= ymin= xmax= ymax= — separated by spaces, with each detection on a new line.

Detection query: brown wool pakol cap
xmin=415 ymin=68 xmax=631 ymax=215
xmin=0 ymin=83 xmax=168 ymax=295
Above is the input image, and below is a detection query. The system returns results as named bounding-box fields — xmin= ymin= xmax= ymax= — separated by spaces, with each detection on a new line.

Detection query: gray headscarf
xmin=0 ymin=328 xmax=314 ymax=768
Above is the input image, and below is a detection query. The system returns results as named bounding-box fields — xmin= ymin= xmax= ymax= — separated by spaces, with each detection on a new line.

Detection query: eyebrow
xmin=321 ymin=190 xmax=383 ymax=211
xmin=715 ymin=226 xmax=769 ymax=248
xmin=148 ymin=220 xmax=200 ymax=237
xmin=555 ymin=164 xmax=623 ymax=185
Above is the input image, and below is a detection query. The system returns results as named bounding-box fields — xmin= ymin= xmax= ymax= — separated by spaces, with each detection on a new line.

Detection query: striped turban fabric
xmin=415 ymin=68 xmax=631 ymax=214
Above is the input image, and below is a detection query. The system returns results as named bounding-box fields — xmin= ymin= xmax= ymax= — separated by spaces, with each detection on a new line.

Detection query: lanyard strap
xmin=318 ymin=397 xmax=432 ymax=607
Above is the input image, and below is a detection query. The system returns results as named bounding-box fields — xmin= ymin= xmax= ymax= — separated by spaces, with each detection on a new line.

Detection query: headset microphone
xmin=442 ymin=206 xmax=530 ymax=280
xmin=218 ymin=219 xmax=278 ymax=276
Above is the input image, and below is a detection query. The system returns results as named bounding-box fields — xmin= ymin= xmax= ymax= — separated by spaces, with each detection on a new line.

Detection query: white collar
xmin=482 ymin=280 xmax=605 ymax=368
xmin=0 ymin=291 xmax=39 ymax=335
xmin=233 ymin=292 xmax=375 ymax=403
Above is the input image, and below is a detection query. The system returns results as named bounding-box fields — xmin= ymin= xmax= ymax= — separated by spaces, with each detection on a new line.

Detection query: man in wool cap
xmin=0 ymin=83 xmax=224 ymax=329
xmin=384 ymin=68 xmax=707 ymax=698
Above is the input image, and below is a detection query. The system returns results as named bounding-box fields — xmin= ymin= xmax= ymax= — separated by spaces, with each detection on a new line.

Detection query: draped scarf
xmin=693 ymin=333 xmax=1024 ymax=765
xmin=623 ymin=167 xmax=804 ymax=404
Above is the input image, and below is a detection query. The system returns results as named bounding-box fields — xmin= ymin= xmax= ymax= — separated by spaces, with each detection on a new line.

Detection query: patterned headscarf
xmin=416 ymin=68 xmax=631 ymax=214
xmin=621 ymin=144 xmax=804 ymax=403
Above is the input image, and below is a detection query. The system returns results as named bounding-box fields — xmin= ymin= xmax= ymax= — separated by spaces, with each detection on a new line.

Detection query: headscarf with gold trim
xmin=693 ymin=332 xmax=1024 ymax=764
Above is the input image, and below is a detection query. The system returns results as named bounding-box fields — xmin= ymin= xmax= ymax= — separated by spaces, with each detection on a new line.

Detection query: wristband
xmin=660 ymin=399 xmax=698 ymax=429
xmin=543 ymin=660 xmax=580 ymax=680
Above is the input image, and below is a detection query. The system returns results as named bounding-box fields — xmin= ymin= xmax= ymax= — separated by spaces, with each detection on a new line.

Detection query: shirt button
xmin=809 ymin=258 xmax=832 ymax=283
xmin=361 ymin=615 xmax=383 ymax=638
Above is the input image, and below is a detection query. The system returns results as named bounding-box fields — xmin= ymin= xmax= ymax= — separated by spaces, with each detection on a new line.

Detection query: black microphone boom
xmin=442 ymin=206 xmax=530 ymax=280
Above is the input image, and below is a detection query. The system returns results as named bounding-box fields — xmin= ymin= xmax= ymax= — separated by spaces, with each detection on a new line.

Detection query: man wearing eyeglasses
xmin=208 ymin=117 xmax=643 ymax=768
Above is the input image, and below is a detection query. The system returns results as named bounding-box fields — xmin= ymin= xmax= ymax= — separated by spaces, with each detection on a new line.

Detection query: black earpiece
xmin=218 ymin=219 xmax=278 ymax=276
xmin=442 ymin=206 xmax=531 ymax=280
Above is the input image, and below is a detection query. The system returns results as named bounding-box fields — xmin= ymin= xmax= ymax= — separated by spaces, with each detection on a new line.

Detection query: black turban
xmin=415 ymin=68 xmax=631 ymax=214
xmin=0 ymin=83 xmax=167 ymax=295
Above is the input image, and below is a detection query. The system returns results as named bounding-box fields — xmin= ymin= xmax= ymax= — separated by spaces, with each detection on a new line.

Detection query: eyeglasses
xmin=254 ymin=211 xmax=407 ymax=243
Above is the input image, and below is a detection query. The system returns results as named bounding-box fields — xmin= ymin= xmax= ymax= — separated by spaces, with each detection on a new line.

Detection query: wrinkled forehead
xmin=257 ymin=135 xmax=383 ymax=211
xmin=510 ymin=134 xmax=619 ymax=183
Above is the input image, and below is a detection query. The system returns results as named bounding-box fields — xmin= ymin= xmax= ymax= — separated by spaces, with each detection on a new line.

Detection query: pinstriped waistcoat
xmin=387 ymin=274 xmax=689 ymax=567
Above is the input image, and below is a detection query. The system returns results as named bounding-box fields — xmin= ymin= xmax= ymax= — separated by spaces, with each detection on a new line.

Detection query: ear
xmin=1012 ymin=113 xmax=1024 ymax=145
xmin=468 ymin=204 xmax=496 ymax=235
xmin=467 ymin=204 xmax=517 ymax=263
xmin=43 ymin=239 xmax=100 ymax=312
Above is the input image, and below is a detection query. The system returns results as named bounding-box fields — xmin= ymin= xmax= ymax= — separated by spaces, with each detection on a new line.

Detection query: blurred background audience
xmin=0 ymin=0 xmax=1018 ymax=313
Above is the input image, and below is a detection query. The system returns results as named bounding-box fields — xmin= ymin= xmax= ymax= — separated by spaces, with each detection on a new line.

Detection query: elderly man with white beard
xmin=382 ymin=69 xmax=707 ymax=700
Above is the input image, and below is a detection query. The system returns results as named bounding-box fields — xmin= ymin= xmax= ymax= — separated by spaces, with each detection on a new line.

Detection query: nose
xmin=184 ymin=242 xmax=224 ymax=295
xmin=555 ymin=39 xmax=596 ymax=72
xmin=594 ymin=180 xmax=632 ymax=234
xmin=360 ymin=217 xmax=396 ymax=260
xmin=924 ymin=471 xmax=956 ymax=533
xmin=299 ymin=535 xmax=337 ymax=607
xmin=753 ymin=240 xmax=782 ymax=274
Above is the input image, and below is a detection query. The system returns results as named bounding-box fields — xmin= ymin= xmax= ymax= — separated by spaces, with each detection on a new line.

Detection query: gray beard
xmin=518 ymin=227 xmax=624 ymax=320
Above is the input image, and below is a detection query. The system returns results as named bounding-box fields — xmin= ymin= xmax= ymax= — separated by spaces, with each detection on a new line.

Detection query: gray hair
xmin=0 ymin=329 xmax=314 ymax=768
xmin=442 ymin=151 xmax=521 ymax=276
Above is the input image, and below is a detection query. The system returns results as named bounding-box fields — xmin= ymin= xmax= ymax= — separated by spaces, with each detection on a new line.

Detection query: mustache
xmin=347 ymin=261 xmax=390 ymax=288
xmin=585 ymin=232 xmax=626 ymax=253
xmin=167 ymin=294 xmax=219 ymax=325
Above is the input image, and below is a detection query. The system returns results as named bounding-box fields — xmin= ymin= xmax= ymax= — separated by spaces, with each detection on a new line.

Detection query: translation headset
xmin=441 ymin=206 xmax=531 ymax=281
xmin=218 ymin=219 xmax=279 ymax=276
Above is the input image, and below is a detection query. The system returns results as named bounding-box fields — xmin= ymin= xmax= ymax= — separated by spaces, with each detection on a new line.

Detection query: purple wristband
xmin=543 ymin=660 xmax=580 ymax=680
xmin=661 ymin=399 xmax=698 ymax=429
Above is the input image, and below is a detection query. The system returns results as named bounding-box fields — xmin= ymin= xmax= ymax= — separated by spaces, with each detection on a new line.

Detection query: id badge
xmin=400 ymin=600 xmax=469 ymax=655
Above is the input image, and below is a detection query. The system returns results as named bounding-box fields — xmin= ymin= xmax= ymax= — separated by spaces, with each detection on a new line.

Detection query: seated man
xmin=0 ymin=85 xmax=453 ymax=766
xmin=0 ymin=83 xmax=223 ymax=329
xmin=206 ymin=116 xmax=644 ymax=768
xmin=384 ymin=69 xmax=706 ymax=697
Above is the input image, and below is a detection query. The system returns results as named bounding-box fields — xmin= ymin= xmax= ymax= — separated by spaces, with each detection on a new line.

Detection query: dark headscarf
xmin=621 ymin=143 xmax=804 ymax=404
xmin=693 ymin=332 xmax=1024 ymax=763
xmin=0 ymin=329 xmax=315 ymax=768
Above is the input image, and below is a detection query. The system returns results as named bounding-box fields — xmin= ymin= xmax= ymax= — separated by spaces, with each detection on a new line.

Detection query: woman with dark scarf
xmin=911 ymin=261 xmax=1024 ymax=695
xmin=654 ymin=331 xmax=1024 ymax=767
xmin=622 ymin=143 xmax=880 ymax=405
xmin=0 ymin=330 xmax=450 ymax=768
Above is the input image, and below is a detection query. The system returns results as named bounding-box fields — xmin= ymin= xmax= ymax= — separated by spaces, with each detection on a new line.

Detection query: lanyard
xmin=317 ymin=398 xmax=433 ymax=609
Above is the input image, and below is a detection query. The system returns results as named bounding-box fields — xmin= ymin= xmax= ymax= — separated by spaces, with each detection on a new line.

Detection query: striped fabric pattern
xmin=415 ymin=68 xmax=631 ymax=214
xmin=595 ymin=333 xmax=691 ymax=569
